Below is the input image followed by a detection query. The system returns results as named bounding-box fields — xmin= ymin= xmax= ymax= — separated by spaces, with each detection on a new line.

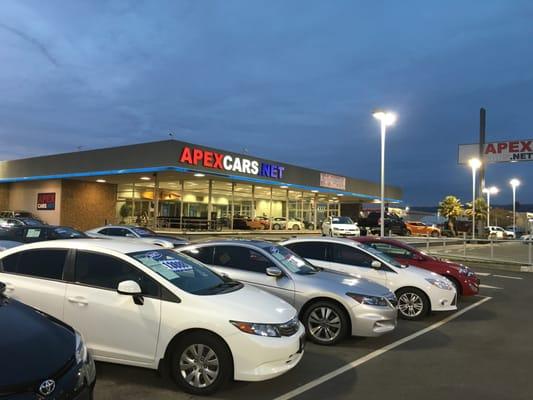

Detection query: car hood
xmin=301 ymin=269 xmax=392 ymax=297
xmin=400 ymin=264 xmax=446 ymax=281
xmin=195 ymin=284 xmax=297 ymax=324
xmin=0 ymin=299 xmax=75 ymax=390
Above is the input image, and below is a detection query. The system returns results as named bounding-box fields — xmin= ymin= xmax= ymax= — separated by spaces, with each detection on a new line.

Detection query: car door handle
xmin=67 ymin=296 xmax=88 ymax=306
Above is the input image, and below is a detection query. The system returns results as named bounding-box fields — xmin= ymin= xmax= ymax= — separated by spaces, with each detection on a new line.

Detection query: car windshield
xmin=129 ymin=249 xmax=241 ymax=295
xmin=332 ymin=217 xmax=354 ymax=224
xmin=266 ymin=245 xmax=319 ymax=274
xmin=132 ymin=227 xmax=156 ymax=237
xmin=53 ymin=227 xmax=87 ymax=238
xmin=359 ymin=243 xmax=406 ymax=268
xmin=19 ymin=218 xmax=42 ymax=226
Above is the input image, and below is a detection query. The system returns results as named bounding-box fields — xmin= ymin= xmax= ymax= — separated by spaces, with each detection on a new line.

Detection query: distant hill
xmin=411 ymin=204 xmax=533 ymax=213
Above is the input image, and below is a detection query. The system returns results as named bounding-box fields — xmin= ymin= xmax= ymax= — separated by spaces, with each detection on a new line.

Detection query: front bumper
xmin=461 ymin=275 xmax=480 ymax=296
xmin=228 ymin=323 xmax=305 ymax=382
xmin=348 ymin=303 xmax=397 ymax=337
xmin=428 ymin=286 xmax=458 ymax=312
xmin=333 ymin=231 xmax=360 ymax=237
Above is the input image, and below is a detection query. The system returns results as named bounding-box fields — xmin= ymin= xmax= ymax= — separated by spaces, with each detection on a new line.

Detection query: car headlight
xmin=426 ymin=278 xmax=453 ymax=290
xmin=75 ymin=331 xmax=88 ymax=364
xmin=458 ymin=265 xmax=475 ymax=277
xmin=347 ymin=292 xmax=390 ymax=307
xmin=230 ymin=321 xmax=281 ymax=337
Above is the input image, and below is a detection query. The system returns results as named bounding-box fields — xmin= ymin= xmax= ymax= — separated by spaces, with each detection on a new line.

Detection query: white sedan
xmin=0 ymin=239 xmax=305 ymax=395
xmin=282 ymin=237 xmax=457 ymax=320
xmin=322 ymin=216 xmax=360 ymax=237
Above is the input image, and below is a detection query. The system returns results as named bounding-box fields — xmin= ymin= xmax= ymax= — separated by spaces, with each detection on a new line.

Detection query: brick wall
xmin=60 ymin=180 xmax=117 ymax=231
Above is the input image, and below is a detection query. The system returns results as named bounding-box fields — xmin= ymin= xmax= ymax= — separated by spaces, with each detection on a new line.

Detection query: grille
xmin=278 ymin=317 xmax=300 ymax=337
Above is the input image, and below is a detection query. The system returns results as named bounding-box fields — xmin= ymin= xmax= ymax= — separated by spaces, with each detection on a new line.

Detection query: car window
xmin=213 ymin=246 xmax=275 ymax=273
xmin=369 ymin=243 xmax=413 ymax=258
xmin=51 ymin=227 xmax=86 ymax=239
xmin=181 ymin=247 xmax=214 ymax=264
xmin=131 ymin=227 xmax=155 ymax=237
xmin=130 ymin=249 xmax=240 ymax=295
xmin=0 ymin=253 xmax=20 ymax=273
xmin=74 ymin=251 xmax=159 ymax=297
xmin=331 ymin=244 xmax=376 ymax=268
xmin=285 ymin=242 xmax=329 ymax=261
xmin=15 ymin=250 xmax=67 ymax=280
xmin=103 ymin=228 xmax=130 ymax=237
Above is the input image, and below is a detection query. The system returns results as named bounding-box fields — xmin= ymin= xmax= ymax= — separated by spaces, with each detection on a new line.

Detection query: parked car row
xmin=0 ymin=224 xmax=480 ymax=396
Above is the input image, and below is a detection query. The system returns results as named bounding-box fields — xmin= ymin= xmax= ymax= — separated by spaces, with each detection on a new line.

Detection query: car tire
xmin=273 ymin=224 xmax=281 ymax=230
xmin=292 ymin=224 xmax=300 ymax=230
xmin=404 ymin=229 xmax=411 ymax=236
xmin=396 ymin=287 xmax=430 ymax=321
xmin=302 ymin=301 xmax=349 ymax=345
xmin=170 ymin=332 xmax=232 ymax=396
xmin=431 ymin=231 xmax=439 ymax=237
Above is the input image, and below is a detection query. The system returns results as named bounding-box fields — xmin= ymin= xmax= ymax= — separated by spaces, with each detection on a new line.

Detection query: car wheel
xmin=431 ymin=231 xmax=439 ymax=237
xmin=292 ymin=224 xmax=300 ymax=230
xmin=273 ymin=224 xmax=281 ymax=230
xmin=396 ymin=288 xmax=429 ymax=321
xmin=170 ymin=332 xmax=232 ymax=395
xmin=302 ymin=301 xmax=348 ymax=345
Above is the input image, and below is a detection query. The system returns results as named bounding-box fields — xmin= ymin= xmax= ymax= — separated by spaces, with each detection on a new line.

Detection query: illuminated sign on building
xmin=320 ymin=173 xmax=346 ymax=190
xmin=458 ymin=139 xmax=533 ymax=164
xmin=37 ymin=192 xmax=56 ymax=210
xmin=179 ymin=146 xmax=285 ymax=179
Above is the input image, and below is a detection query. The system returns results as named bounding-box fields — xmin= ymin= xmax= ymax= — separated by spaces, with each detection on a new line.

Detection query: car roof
xmin=2 ymin=238 xmax=160 ymax=254
xmin=282 ymin=236 xmax=363 ymax=247
xmin=186 ymin=238 xmax=277 ymax=248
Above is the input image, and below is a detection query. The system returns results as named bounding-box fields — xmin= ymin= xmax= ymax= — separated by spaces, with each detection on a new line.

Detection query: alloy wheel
xmin=308 ymin=306 xmax=341 ymax=342
xmin=398 ymin=292 xmax=424 ymax=317
xmin=179 ymin=344 xmax=220 ymax=388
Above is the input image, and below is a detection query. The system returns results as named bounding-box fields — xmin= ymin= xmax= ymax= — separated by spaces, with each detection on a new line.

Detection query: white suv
xmin=0 ymin=239 xmax=305 ymax=395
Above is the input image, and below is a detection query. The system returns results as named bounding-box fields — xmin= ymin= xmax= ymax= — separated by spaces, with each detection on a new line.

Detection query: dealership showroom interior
xmin=1 ymin=2 xmax=533 ymax=400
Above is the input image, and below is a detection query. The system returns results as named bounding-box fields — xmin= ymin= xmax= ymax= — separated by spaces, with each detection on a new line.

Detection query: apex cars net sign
xmin=320 ymin=173 xmax=346 ymax=190
xmin=458 ymin=139 xmax=533 ymax=164
xmin=37 ymin=192 xmax=56 ymax=210
xmin=179 ymin=146 xmax=286 ymax=179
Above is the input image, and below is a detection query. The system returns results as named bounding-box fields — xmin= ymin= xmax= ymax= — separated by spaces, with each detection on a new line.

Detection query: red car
xmin=351 ymin=236 xmax=480 ymax=296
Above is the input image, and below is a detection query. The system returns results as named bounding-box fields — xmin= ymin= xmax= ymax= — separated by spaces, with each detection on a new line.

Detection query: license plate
xmin=297 ymin=334 xmax=306 ymax=353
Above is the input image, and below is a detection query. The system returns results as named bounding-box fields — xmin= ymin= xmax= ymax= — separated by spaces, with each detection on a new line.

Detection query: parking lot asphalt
xmin=93 ymin=267 xmax=533 ymax=400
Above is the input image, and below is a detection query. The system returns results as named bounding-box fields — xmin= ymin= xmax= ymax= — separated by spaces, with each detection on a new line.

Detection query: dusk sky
xmin=1 ymin=1 xmax=532 ymax=206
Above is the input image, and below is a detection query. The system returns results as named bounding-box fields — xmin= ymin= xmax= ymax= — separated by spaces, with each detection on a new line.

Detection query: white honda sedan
xmin=322 ymin=216 xmax=360 ymax=237
xmin=0 ymin=239 xmax=305 ymax=395
xmin=282 ymin=237 xmax=457 ymax=320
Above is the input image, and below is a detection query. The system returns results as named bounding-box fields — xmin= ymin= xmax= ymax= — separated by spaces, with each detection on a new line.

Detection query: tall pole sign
xmin=479 ymin=108 xmax=486 ymax=196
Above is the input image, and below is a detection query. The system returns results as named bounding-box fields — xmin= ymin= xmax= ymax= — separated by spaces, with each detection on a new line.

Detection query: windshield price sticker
xmin=162 ymin=259 xmax=193 ymax=273
xmin=269 ymin=246 xmax=280 ymax=255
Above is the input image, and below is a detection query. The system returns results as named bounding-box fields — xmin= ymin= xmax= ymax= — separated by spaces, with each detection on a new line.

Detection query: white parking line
xmin=274 ymin=296 xmax=492 ymax=400
xmin=479 ymin=284 xmax=503 ymax=289
xmin=492 ymin=274 xmax=523 ymax=280
xmin=475 ymin=272 xmax=491 ymax=276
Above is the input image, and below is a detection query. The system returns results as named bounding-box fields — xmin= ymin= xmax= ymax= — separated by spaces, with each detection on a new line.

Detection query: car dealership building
xmin=0 ymin=140 xmax=402 ymax=231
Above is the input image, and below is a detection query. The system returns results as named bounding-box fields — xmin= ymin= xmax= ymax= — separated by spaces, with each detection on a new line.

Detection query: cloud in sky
xmin=0 ymin=0 xmax=532 ymax=205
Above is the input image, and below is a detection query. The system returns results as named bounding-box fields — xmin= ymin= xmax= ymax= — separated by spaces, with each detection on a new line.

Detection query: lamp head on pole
xmin=468 ymin=158 xmax=481 ymax=170
xmin=483 ymin=186 xmax=499 ymax=195
xmin=510 ymin=178 xmax=521 ymax=188
xmin=372 ymin=110 xmax=397 ymax=126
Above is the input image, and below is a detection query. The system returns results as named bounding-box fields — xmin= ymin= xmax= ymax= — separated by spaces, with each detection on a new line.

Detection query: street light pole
xmin=468 ymin=158 xmax=481 ymax=239
xmin=510 ymin=179 xmax=521 ymax=236
xmin=372 ymin=110 xmax=397 ymax=237
xmin=483 ymin=186 xmax=498 ymax=227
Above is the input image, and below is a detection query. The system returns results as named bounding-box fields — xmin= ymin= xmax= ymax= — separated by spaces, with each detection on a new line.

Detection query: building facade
xmin=0 ymin=140 xmax=402 ymax=231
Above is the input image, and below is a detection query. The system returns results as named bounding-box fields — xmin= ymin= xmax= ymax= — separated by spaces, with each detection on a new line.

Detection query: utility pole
xmin=478 ymin=108 xmax=486 ymax=196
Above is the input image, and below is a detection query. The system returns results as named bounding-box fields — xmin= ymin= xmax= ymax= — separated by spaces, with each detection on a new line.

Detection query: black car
xmin=0 ymin=282 xmax=96 ymax=399
xmin=358 ymin=211 xmax=408 ymax=236
xmin=0 ymin=225 xmax=88 ymax=244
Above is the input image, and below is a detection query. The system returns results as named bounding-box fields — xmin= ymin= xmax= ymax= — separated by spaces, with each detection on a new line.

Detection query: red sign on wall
xmin=37 ymin=192 xmax=56 ymax=210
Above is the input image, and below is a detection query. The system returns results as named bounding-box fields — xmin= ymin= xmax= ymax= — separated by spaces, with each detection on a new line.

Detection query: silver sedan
xmin=178 ymin=239 xmax=397 ymax=345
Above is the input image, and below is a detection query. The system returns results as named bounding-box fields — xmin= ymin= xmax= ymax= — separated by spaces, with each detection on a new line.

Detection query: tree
xmin=464 ymin=197 xmax=488 ymax=223
xmin=438 ymin=196 xmax=464 ymax=235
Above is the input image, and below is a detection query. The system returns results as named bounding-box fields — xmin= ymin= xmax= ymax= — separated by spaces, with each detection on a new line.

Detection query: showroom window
xmin=74 ymin=251 xmax=160 ymax=297
xmin=17 ymin=250 xmax=68 ymax=280
xmin=213 ymin=246 xmax=275 ymax=273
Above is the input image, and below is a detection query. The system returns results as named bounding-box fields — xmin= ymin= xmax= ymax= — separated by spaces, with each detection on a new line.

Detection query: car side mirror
xmin=371 ymin=261 xmax=382 ymax=269
xmin=117 ymin=280 xmax=144 ymax=305
xmin=266 ymin=267 xmax=283 ymax=278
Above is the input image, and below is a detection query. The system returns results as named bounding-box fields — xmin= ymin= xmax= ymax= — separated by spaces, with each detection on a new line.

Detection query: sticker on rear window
xmin=162 ymin=259 xmax=193 ymax=272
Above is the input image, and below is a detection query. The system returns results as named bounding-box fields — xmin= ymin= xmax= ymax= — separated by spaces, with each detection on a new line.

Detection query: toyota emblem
xmin=39 ymin=379 xmax=56 ymax=396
